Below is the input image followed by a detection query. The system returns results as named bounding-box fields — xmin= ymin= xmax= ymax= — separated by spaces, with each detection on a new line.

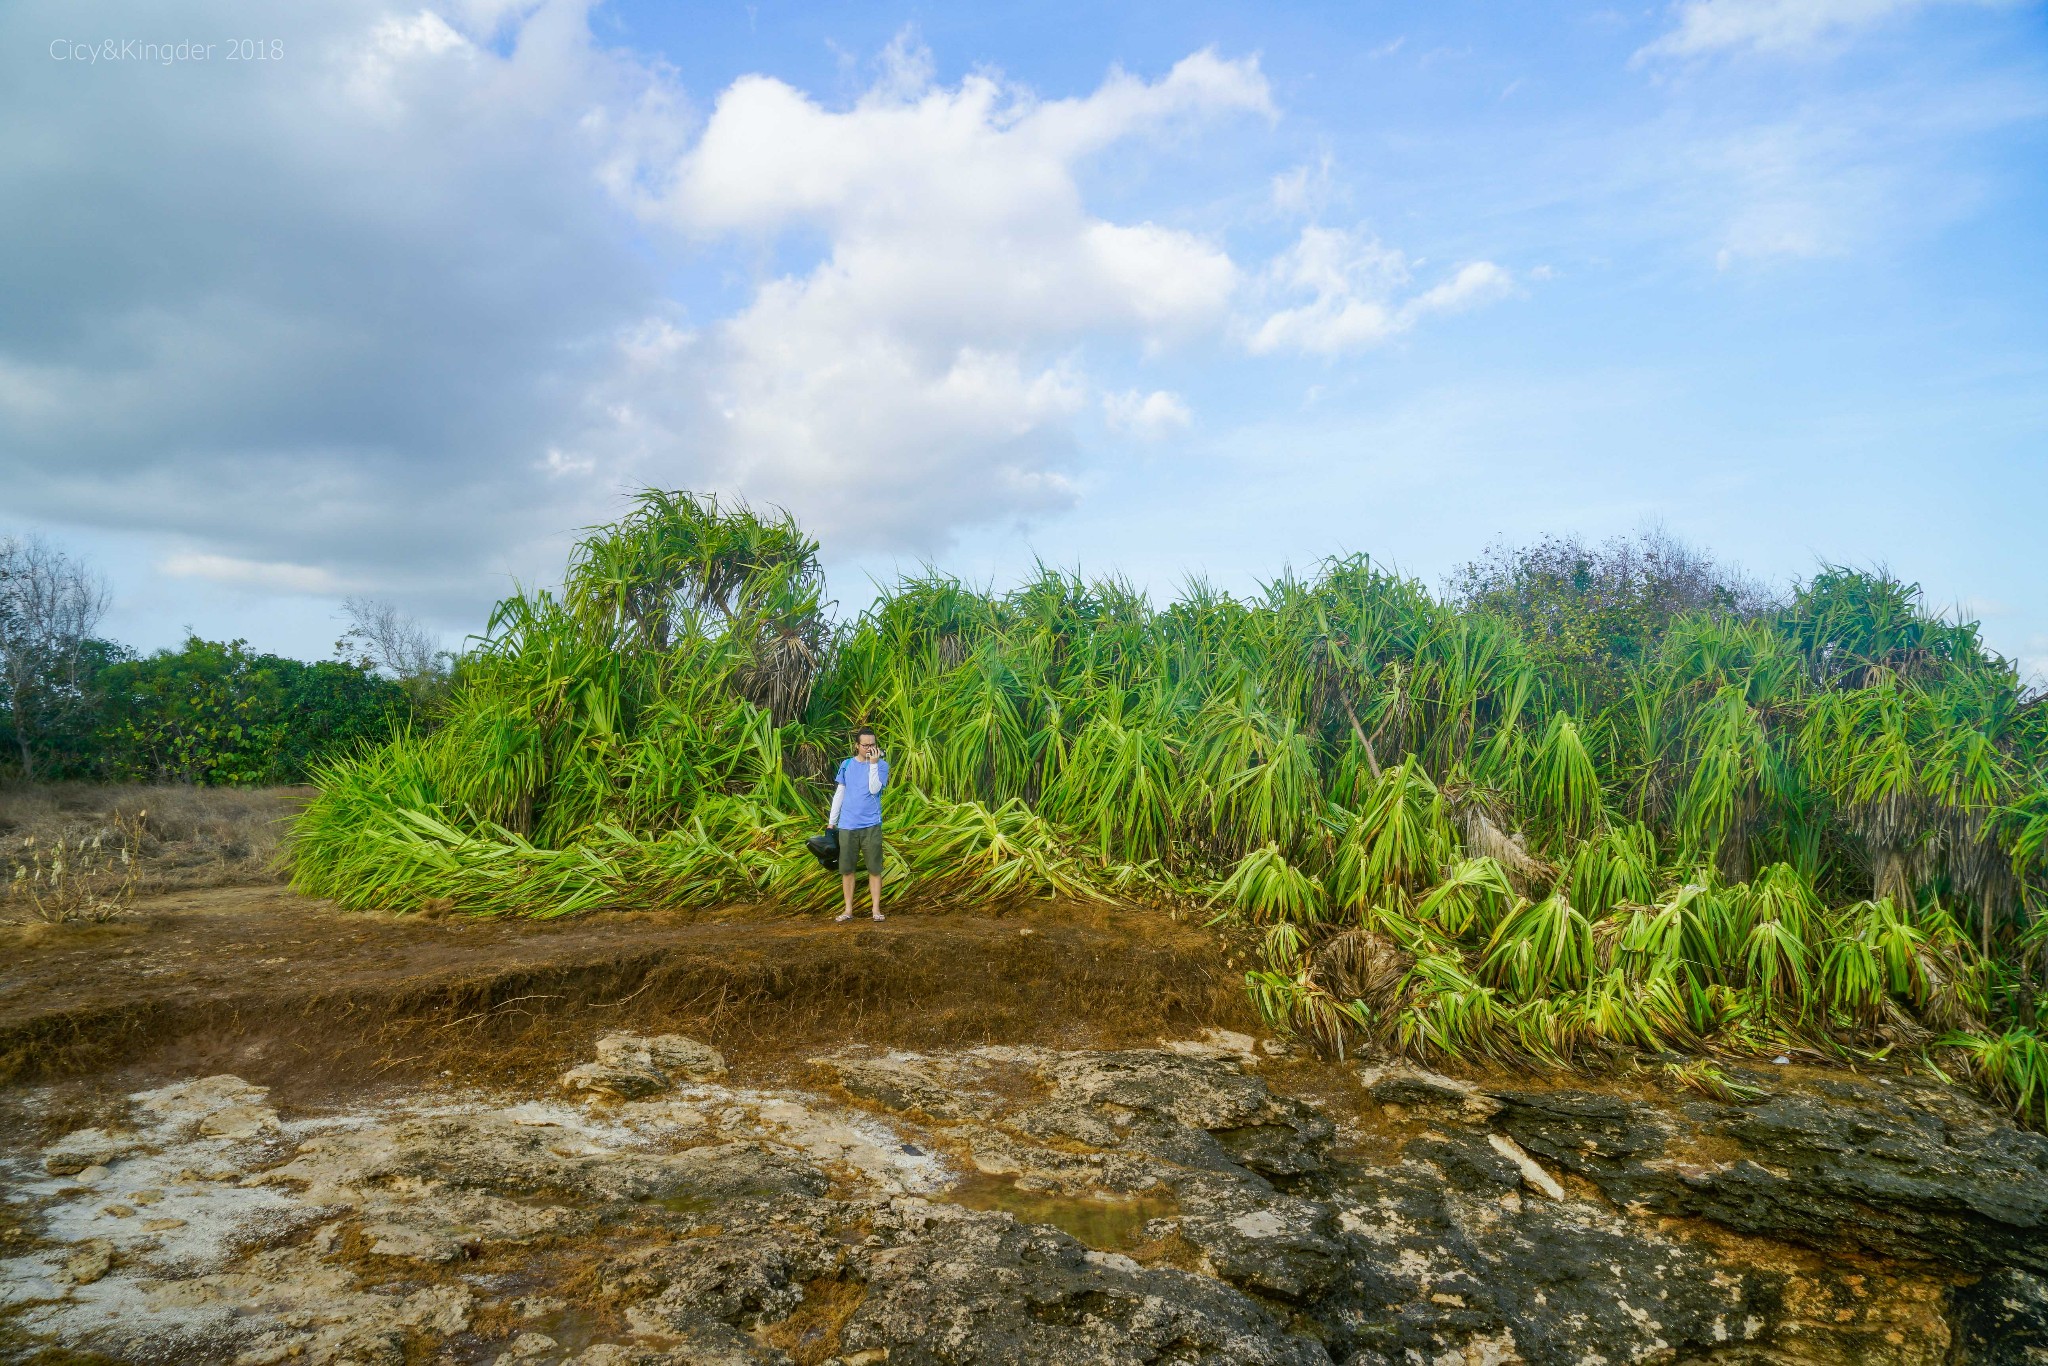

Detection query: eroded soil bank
xmin=0 ymin=888 xmax=1250 ymax=1097
xmin=2 ymin=890 xmax=2046 ymax=1365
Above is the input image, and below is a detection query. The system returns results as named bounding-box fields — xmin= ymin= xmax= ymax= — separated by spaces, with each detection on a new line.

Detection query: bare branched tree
xmin=337 ymin=596 xmax=442 ymax=678
xmin=337 ymin=596 xmax=451 ymax=717
xmin=0 ymin=537 xmax=110 ymax=780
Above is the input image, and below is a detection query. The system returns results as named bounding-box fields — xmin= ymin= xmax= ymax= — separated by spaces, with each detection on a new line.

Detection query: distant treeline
xmin=0 ymin=633 xmax=410 ymax=786
xmin=2 ymin=534 xmax=453 ymax=786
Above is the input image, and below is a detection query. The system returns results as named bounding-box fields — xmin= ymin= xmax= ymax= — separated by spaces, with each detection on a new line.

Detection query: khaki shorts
xmin=837 ymin=824 xmax=884 ymax=875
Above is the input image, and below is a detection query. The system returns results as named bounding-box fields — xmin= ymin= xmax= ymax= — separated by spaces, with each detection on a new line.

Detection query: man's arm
xmin=828 ymin=783 xmax=845 ymax=828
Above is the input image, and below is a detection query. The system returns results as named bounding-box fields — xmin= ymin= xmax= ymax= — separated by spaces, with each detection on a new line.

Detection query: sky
xmin=3 ymin=0 xmax=2044 ymax=676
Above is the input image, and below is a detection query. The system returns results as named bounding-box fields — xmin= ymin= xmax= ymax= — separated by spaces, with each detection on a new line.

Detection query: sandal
xmin=835 ymin=911 xmax=853 ymax=922
xmin=871 ymin=912 xmax=886 ymax=921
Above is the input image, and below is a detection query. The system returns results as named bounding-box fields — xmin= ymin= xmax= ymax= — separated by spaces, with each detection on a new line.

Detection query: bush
xmin=89 ymin=637 xmax=405 ymax=785
xmin=1447 ymin=528 xmax=1775 ymax=700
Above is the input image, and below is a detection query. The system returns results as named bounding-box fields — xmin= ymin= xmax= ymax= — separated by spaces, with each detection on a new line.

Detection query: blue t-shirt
xmin=835 ymin=757 xmax=889 ymax=829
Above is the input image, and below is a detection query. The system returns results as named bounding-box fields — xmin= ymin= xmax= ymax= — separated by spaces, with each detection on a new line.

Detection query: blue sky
xmin=3 ymin=0 xmax=2044 ymax=674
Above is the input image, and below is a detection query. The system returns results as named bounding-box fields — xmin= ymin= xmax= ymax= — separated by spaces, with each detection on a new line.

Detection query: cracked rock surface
xmin=1491 ymin=1076 xmax=2048 ymax=1272
xmin=3 ymin=1035 xmax=2044 ymax=1365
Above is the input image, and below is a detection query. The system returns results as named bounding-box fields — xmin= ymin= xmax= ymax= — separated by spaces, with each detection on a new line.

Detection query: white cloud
xmin=1694 ymin=114 xmax=1910 ymax=265
xmin=0 ymin=0 xmax=668 ymax=622
xmin=161 ymin=552 xmax=349 ymax=596
xmin=349 ymin=10 xmax=471 ymax=114
xmin=1637 ymin=0 xmax=2007 ymax=61
xmin=541 ymin=447 xmax=596 ymax=478
xmin=1248 ymin=227 xmax=1514 ymax=355
xmin=598 ymin=42 xmax=1270 ymax=548
xmin=649 ymin=49 xmax=1271 ymax=240
xmin=1410 ymin=261 xmax=1517 ymax=314
xmin=1270 ymin=154 xmax=1335 ymax=216
xmin=1103 ymin=389 xmax=1193 ymax=440
xmin=0 ymin=4 xmax=1506 ymax=625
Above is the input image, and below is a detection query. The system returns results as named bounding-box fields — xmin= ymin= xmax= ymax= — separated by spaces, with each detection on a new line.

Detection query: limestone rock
xmin=59 ymin=1240 xmax=113 ymax=1286
xmin=1486 ymin=1133 xmax=1564 ymax=1200
xmin=560 ymin=1061 xmax=667 ymax=1100
xmin=1040 ymin=1050 xmax=1281 ymax=1130
xmin=1031 ymin=1049 xmax=1335 ymax=1179
xmin=199 ymin=1103 xmax=281 ymax=1140
xmin=595 ymin=1031 xmax=727 ymax=1080
xmin=609 ymin=1221 xmax=837 ymax=1331
xmin=567 ymin=1350 xmax=706 ymax=1366
xmin=1358 ymin=1062 xmax=1505 ymax=1124
xmin=1329 ymin=1146 xmax=1784 ymax=1365
xmin=1162 ymin=1028 xmax=1263 ymax=1064
xmin=1950 ymin=1267 xmax=2048 ymax=1365
xmin=638 ymin=1033 xmax=728 ymax=1080
xmin=1177 ymin=1196 xmax=1350 ymax=1302
xmin=135 ymin=1074 xmax=270 ymax=1122
xmin=7 ymin=1043 xmax=2044 ymax=1366
xmin=1492 ymin=1074 xmax=2048 ymax=1271
xmin=838 ymin=1202 xmax=1327 ymax=1366
xmin=42 ymin=1128 xmax=144 ymax=1176
xmin=564 ymin=1033 xmax=727 ymax=1098
xmin=808 ymin=1050 xmax=987 ymax=1119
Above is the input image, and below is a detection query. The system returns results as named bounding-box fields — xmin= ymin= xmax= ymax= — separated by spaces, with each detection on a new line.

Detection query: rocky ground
xmin=4 ymin=1024 xmax=2045 ymax=1365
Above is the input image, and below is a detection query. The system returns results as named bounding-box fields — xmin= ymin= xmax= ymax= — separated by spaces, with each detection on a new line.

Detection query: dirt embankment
xmin=0 ymin=886 xmax=1256 ymax=1114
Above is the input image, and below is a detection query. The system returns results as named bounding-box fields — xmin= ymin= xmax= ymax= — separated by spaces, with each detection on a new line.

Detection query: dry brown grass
xmin=2 ymin=811 xmax=141 ymax=923
xmin=762 ymin=1274 xmax=867 ymax=1365
xmin=0 ymin=783 xmax=303 ymax=913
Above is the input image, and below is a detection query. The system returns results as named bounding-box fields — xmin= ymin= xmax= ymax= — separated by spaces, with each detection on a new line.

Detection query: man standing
xmin=828 ymin=726 xmax=889 ymax=922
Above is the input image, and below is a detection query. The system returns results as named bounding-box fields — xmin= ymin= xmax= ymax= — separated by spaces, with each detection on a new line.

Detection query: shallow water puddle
xmin=648 ymin=1191 xmax=723 ymax=1217
xmin=940 ymin=1171 xmax=1178 ymax=1249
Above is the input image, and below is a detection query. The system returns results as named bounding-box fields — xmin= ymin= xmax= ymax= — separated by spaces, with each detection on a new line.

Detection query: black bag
xmin=805 ymin=830 xmax=840 ymax=873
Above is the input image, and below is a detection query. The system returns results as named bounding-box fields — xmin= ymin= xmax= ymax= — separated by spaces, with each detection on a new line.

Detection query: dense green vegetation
xmin=293 ymin=492 xmax=2048 ymax=1123
xmin=1 ymin=635 xmax=407 ymax=785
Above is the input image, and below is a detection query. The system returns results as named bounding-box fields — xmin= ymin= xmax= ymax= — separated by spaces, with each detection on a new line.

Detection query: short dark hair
xmin=856 ymin=726 xmax=878 ymax=742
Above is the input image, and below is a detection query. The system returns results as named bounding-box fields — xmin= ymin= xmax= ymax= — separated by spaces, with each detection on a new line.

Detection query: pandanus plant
xmin=293 ymin=497 xmax=2048 ymax=1127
